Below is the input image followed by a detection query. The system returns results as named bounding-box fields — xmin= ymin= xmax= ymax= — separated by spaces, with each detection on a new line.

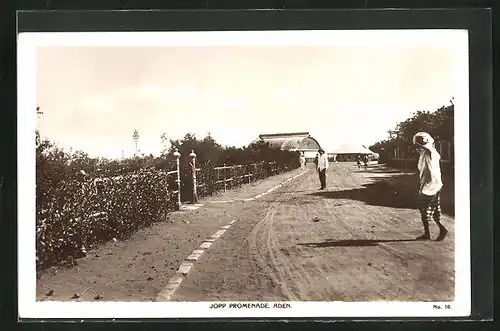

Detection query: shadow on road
xmin=310 ymin=173 xmax=419 ymax=208
xmin=297 ymin=238 xmax=417 ymax=248
xmin=353 ymin=166 xmax=404 ymax=174
xmin=277 ymin=189 xmax=319 ymax=194
xmin=309 ymin=169 xmax=454 ymax=217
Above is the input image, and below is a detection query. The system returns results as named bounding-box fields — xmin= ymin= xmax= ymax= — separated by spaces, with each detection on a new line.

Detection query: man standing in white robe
xmin=317 ymin=149 xmax=329 ymax=190
xmin=413 ymin=132 xmax=448 ymax=241
xmin=299 ymin=152 xmax=306 ymax=170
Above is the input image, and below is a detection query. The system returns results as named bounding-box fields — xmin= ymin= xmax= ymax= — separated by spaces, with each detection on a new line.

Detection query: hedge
xmin=36 ymin=168 xmax=175 ymax=269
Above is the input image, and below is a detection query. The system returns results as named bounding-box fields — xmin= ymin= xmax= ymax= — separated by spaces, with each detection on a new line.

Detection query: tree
xmin=369 ymin=104 xmax=454 ymax=160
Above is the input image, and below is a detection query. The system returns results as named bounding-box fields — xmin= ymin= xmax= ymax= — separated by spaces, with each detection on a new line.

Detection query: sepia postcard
xmin=17 ymin=29 xmax=470 ymax=319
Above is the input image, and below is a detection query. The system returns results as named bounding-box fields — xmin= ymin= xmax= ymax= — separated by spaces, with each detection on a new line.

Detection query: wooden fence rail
xmin=190 ymin=160 xmax=285 ymax=201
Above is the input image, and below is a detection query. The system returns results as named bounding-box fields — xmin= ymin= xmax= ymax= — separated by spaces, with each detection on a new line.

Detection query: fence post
xmin=239 ymin=165 xmax=243 ymax=187
xmin=173 ymin=149 xmax=182 ymax=210
xmin=190 ymin=150 xmax=198 ymax=203
xmin=213 ymin=167 xmax=217 ymax=196
xmin=223 ymin=164 xmax=227 ymax=192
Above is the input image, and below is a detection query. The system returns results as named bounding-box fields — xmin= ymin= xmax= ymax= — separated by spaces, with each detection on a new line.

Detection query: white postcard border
xmin=18 ymin=29 xmax=470 ymax=319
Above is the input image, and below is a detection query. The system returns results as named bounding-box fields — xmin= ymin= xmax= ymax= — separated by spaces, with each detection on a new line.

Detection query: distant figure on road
xmin=299 ymin=152 xmax=306 ymax=170
xmin=362 ymin=154 xmax=369 ymax=169
xmin=314 ymin=153 xmax=319 ymax=168
xmin=413 ymin=132 xmax=447 ymax=241
xmin=356 ymin=154 xmax=362 ymax=169
xmin=317 ymin=149 xmax=329 ymax=190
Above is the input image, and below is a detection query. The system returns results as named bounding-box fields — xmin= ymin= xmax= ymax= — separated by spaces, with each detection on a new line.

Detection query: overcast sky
xmin=36 ymin=44 xmax=456 ymax=158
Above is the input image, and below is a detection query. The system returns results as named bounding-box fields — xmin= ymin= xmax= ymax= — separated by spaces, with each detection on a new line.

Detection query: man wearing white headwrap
xmin=413 ymin=132 xmax=448 ymax=241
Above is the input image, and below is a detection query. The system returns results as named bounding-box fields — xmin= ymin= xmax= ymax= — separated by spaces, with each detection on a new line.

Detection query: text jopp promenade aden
xmin=209 ymin=303 xmax=292 ymax=309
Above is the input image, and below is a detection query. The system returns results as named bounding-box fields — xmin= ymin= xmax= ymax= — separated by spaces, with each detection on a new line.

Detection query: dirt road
xmin=37 ymin=163 xmax=454 ymax=302
xmin=174 ymin=163 xmax=455 ymax=302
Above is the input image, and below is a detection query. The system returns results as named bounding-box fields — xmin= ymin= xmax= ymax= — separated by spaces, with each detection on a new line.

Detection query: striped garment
xmin=419 ymin=190 xmax=441 ymax=223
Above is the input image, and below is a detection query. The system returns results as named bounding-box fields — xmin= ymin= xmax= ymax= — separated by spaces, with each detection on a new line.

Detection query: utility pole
xmin=36 ymin=106 xmax=43 ymax=131
xmin=160 ymin=133 xmax=169 ymax=154
xmin=132 ymin=129 xmax=139 ymax=155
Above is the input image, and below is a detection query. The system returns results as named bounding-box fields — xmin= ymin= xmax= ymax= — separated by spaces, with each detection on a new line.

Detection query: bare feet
xmin=416 ymin=234 xmax=431 ymax=240
xmin=436 ymin=227 xmax=448 ymax=241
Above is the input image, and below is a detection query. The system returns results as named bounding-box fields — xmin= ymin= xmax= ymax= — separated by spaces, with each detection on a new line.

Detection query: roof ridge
xmin=259 ymin=132 xmax=310 ymax=138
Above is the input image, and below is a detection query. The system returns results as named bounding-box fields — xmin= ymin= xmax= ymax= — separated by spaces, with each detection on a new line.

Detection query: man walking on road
xmin=317 ymin=148 xmax=329 ymax=190
xmin=413 ymin=132 xmax=448 ymax=241
xmin=356 ymin=154 xmax=362 ymax=168
xmin=299 ymin=151 xmax=306 ymax=170
xmin=362 ymin=154 xmax=369 ymax=169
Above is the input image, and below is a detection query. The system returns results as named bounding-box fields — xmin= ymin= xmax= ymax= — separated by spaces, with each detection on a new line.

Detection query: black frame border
xmin=1 ymin=6 xmax=493 ymax=327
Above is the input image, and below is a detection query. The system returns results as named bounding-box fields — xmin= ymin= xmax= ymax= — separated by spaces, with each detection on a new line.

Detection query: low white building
xmin=329 ymin=143 xmax=376 ymax=162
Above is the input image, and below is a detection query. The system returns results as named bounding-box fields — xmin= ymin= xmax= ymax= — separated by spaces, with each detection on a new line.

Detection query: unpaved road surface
xmin=175 ymin=163 xmax=455 ymax=302
xmin=37 ymin=163 xmax=454 ymax=302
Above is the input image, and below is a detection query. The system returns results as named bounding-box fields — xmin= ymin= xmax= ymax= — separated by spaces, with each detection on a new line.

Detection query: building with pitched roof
xmin=252 ymin=132 xmax=322 ymax=159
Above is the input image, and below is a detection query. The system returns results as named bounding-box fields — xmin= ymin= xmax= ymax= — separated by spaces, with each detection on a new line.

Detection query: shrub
xmin=36 ymin=168 xmax=175 ymax=269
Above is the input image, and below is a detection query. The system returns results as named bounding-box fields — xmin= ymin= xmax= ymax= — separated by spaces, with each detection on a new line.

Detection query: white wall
xmin=303 ymin=151 xmax=318 ymax=159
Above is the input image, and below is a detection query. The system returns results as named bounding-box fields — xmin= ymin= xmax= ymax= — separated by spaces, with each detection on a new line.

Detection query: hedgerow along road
xmin=37 ymin=162 xmax=454 ymax=302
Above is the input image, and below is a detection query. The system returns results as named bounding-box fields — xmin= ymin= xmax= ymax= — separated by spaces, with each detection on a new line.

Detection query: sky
xmin=36 ymin=42 xmax=456 ymax=159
